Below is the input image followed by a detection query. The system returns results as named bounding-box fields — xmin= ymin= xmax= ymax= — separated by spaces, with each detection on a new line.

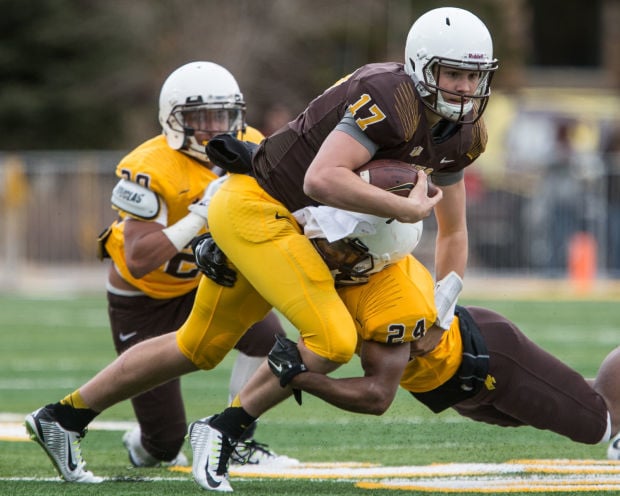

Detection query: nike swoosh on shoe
xmin=66 ymin=434 xmax=77 ymax=471
xmin=205 ymin=456 xmax=222 ymax=488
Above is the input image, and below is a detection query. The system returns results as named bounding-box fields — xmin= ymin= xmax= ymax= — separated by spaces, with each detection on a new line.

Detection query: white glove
xmin=188 ymin=175 xmax=229 ymax=220
xmin=434 ymin=271 xmax=463 ymax=330
xmin=163 ymin=176 xmax=230 ymax=251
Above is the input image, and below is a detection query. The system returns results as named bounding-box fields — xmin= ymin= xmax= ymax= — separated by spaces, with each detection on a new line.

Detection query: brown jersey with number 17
xmin=252 ymin=62 xmax=487 ymax=213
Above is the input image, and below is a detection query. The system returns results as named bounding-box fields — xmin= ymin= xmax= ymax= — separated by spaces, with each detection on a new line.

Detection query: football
xmin=355 ymin=159 xmax=439 ymax=197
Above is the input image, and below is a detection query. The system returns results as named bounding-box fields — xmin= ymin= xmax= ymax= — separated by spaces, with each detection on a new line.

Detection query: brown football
xmin=355 ymin=159 xmax=439 ymax=197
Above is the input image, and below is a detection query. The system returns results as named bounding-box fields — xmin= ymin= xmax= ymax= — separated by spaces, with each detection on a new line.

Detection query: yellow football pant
xmin=177 ymin=174 xmax=357 ymax=369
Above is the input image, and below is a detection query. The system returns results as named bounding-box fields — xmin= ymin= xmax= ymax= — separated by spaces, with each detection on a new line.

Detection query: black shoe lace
xmin=217 ymin=435 xmax=236 ymax=475
xmin=231 ymin=440 xmax=273 ymax=465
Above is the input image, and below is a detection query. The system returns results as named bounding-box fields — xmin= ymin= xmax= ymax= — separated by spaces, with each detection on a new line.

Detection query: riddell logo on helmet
xmin=468 ymin=53 xmax=485 ymax=59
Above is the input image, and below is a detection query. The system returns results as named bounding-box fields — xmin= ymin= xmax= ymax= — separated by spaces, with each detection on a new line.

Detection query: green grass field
xmin=1 ymin=294 xmax=619 ymax=495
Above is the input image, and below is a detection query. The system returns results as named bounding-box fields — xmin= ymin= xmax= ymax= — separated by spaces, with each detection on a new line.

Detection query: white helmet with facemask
xmin=311 ymin=215 xmax=424 ymax=285
xmin=158 ymin=61 xmax=246 ymax=162
xmin=404 ymin=7 xmax=498 ymax=123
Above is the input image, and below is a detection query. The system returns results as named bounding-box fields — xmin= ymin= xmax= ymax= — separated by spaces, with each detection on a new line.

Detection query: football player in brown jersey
xmin=187 ymin=6 xmax=498 ymax=490
xmin=25 ymin=62 xmax=293 ymax=480
xmin=24 ymin=7 xmax=499 ymax=490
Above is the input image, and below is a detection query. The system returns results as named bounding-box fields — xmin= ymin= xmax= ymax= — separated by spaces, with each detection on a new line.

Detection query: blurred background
xmin=0 ymin=0 xmax=619 ymax=297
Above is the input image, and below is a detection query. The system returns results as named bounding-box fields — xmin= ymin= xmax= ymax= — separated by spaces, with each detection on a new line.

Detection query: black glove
xmin=191 ymin=233 xmax=237 ymax=287
xmin=268 ymin=335 xmax=307 ymax=405
xmin=205 ymin=134 xmax=258 ymax=174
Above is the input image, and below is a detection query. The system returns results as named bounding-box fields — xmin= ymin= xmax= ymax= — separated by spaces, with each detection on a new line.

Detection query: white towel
xmin=293 ymin=206 xmax=385 ymax=242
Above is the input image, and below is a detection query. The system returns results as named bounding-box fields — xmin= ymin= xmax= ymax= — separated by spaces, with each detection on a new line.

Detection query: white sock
xmin=228 ymin=352 xmax=265 ymax=404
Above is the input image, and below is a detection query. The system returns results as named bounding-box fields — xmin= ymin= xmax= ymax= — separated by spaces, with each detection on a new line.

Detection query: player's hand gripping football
xmin=268 ymin=335 xmax=307 ymax=405
xmin=404 ymin=170 xmax=443 ymax=222
xmin=191 ymin=233 xmax=237 ymax=287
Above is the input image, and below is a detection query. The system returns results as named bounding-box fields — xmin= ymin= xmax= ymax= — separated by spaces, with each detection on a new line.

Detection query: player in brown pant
xmin=279 ymin=303 xmax=615 ymax=447
xmin=96 ymin=61 xmax=290 ymax=467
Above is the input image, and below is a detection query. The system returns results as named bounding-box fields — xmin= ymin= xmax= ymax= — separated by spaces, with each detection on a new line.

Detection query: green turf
xmin=0 ymin=295 xmax=618 ymax=495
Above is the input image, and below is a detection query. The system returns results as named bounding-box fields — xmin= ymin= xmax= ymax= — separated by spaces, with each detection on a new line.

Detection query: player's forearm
xmin=434 ymin=230 xmax=467 ymax=279
xmin=291 ymin=372 xmax=393 ymax=415
xmin=125 ymin=230 xmax=180 ymax=278
xmin=433 ymin=180 xmax=468 ymax=278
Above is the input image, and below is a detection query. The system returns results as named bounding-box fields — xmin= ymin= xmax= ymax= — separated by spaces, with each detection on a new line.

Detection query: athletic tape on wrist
xmin=434 ymin=271 xmax=463 ymax=330
xmin=162 ymin=212 xmax=205 ymax=251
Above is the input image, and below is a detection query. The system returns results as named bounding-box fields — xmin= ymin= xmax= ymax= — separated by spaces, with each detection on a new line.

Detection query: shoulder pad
xmin=111 ymin=179 xmax=160 ymax=220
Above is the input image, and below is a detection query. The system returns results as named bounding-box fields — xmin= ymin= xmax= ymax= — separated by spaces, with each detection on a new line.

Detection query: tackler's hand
xmin=191 ymin=233 xmax=237 ymax=287
xmin=268 ymin=335 xmax=308 ymax=387
xmin=188 ymin=176 xmax=228 ymax=220
xmin=188 ymin=190 xmax=210 ymax=220
xmin=268 ymin=335 xmax=307 ymax=405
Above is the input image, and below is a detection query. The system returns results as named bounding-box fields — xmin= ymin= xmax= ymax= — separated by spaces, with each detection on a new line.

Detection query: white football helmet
xmin=312 ymin=216 xmax=423 ymax=284
xmin=404 ymin=7 xmax=498 ymax=123
xmin=158 ymin=61 xmax=246 ymax=162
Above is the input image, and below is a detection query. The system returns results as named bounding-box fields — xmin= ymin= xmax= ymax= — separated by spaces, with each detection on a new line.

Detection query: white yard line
xmin=0 ymin=414 xmax=136 ymax=441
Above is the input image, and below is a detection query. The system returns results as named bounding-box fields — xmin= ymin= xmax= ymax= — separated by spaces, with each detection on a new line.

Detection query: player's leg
xmin=189 ymin=174 xmax=357 ymax=490
xmin=177 ymin=266 xmax=278 ymax=491
xmin=25 ymin=275 xmax=248 ymax=483
xmin=213 ymin=175 xmax=357 ymax=360
xmin=122 ymin=383 xmax=187 ymax=466
xmin=228 ymin=312 xmax=298 ymax=465
xmin=593 ymin=346 xmax=620 ymax=435
xmin=591 ymin=346 xmax=620 ymax=458
xmin=108 ymin=291 xmax=196 ymax=465
xmin=228 ymin=353 xmax=264 ymax=404
xmin=24 ymin=332 xmax=196 ymax=482
xmin=229 ymin=311 xmax=285 ymax=402
xmin=208 ymin=175 xmax=357 ymax=398
xmin=454 ymin=307 xmax=610 ymax=445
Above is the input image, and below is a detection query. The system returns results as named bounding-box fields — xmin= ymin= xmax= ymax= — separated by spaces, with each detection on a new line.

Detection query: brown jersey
xmin=253 ymin=62 xmax=487 ymax=212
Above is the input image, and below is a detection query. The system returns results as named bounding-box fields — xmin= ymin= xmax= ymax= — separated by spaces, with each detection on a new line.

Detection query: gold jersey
xmin=338 ymin=255 xmax=437 ymax=347
xmin=339 ymin=254 xmax=463 ymax=394
xmin=105 ymin=127 xmax=264 ymax=299
xmin=399 ymin=315 xmax=463 ymax=393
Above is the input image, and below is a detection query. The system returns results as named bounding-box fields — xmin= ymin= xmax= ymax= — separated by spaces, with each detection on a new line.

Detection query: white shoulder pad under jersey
xmin=111 ymin=178 xmax=160 ymax=220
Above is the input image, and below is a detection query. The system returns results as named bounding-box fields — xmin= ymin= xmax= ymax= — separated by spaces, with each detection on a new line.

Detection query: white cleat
xmin=607 ymin=433 xmax=620 ymax=460
xmin=25 ymin=407 xmax=103 ymax=483
xmin=187 ymin=416 xmax=235 ymax=492
xmin=122 ymin=426 xmax=188 ymax=467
